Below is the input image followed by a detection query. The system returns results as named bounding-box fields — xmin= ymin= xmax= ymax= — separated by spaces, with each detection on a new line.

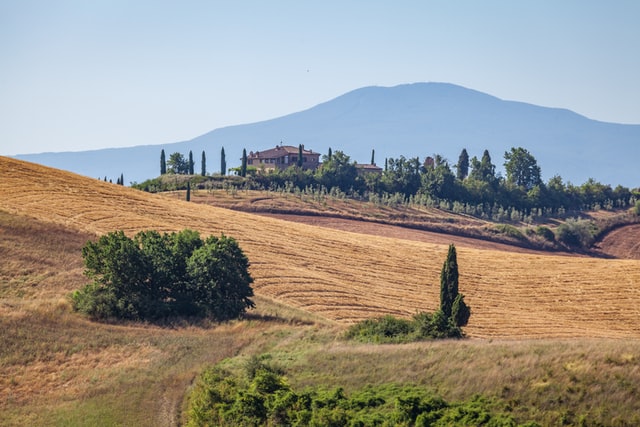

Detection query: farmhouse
xmin=246 ymin=145 xmax=321 ymax=171
xmin=355 ymin=163 xmax=383 ymax=175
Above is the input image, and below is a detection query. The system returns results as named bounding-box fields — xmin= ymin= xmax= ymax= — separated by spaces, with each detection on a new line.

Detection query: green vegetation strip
xmin=186 ymin=356 xmax=538 ymax=427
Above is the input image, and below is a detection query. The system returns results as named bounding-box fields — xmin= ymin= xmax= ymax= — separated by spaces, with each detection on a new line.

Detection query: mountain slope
xmin=14 ymin=82 xmax=640 ymax=187
xmin=2 ymin=156 xmax=640 ymax=339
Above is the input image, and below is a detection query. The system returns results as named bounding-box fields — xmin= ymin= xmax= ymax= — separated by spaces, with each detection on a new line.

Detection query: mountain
xmin=13 ymin=82 xmax=640 ymax=188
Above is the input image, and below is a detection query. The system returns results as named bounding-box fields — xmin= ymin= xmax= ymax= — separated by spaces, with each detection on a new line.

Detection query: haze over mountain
xmin=13 ymin=83 xmax=640 ymax=188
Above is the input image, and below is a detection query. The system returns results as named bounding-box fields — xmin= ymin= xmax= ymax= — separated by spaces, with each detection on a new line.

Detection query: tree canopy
xmin=167 ymin=152 xmax=189 ymax=174
xmin=71 ymin=229 xmax=254 ymax=321
xmin=504 ymin=147 xmax=542 ymax=190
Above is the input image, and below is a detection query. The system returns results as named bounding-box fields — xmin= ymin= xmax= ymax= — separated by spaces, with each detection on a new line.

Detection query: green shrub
xmin=493 ymin=224 xmax=526 ymax=240
xmin=555 ymin=218 xmax=598 ymax=249
xmin=534 ymin=226 xmax=555 ymax=242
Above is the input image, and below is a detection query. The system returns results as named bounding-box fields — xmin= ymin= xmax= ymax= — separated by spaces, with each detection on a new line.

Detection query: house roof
xmin=248 ymin=145 xmax=318 ymax=159
xmin=355 ymin=163 xmax=383 ymax=171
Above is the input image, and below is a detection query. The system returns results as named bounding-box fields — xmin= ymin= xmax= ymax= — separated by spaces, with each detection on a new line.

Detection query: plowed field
xmin=595 ymin=224 xmax=640 ymax=259
xmin=2 ymin=156 xmax=640 ymax=339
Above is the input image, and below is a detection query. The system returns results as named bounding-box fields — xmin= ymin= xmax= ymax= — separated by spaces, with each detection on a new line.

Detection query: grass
xmin=2 ymin=156 xmax=640 ymax=425
xmin=189 ymin=331 xmax=640 ymax=426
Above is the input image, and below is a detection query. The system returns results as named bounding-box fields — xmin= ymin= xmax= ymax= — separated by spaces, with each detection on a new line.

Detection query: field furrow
xmin=2 ymin=156 xmax=640 ymax=339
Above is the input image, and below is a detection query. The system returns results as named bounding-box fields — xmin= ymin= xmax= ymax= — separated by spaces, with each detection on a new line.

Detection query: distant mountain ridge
xmin=13 ymin=82 xmax=640 ymax=188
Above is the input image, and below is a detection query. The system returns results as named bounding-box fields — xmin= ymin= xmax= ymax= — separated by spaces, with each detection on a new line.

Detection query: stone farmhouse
xmin=246 ymin=145 xmax=321 ymax=171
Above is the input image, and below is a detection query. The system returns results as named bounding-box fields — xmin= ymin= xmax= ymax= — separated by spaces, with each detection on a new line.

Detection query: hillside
xmin=2 ymin=156 xmax=640 ymax=339
xmin=14 ymin=82 xmax=640 ymax=187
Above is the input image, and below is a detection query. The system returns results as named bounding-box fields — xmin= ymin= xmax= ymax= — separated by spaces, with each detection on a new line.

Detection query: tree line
xmin=154 ymin=146 xmax=638 ymax=220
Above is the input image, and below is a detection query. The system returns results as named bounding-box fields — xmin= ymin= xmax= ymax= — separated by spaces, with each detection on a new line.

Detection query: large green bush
xmin=71 ymin=229 xmax=254 ymax=321
xmin=186 ymin=357 xmax=537 ymax=426
xmin=555 ymin=217 xmax=598 ymax=249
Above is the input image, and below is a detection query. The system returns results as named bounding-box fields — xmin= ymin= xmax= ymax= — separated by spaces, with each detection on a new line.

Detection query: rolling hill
xmin=2 ymin=156 xmax=639 ymax=339
xmin=13 ymin=82 xmax=640 ymax=188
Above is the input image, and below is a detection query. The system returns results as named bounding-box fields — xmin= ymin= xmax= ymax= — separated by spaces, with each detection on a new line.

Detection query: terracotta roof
xmin=248 ymin=145 xmax=317 ymax=158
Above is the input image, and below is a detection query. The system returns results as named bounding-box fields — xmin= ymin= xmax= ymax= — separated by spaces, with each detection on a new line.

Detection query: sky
xmin=2 ymin=0 xmax=639 ymax=156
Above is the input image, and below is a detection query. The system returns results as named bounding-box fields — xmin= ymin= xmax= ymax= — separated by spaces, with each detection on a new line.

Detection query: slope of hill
xmin=2 ymin=156 xmax=640 ymax=340
xmin=13 ymin=82 xmax=640 ymax=187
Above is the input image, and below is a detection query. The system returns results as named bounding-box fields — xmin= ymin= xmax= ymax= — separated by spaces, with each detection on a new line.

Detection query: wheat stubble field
xmin=2 ymin=156 xmax=639 ymax=340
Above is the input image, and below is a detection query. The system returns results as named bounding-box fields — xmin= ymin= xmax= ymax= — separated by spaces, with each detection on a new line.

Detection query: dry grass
xmin=2 ymin=156 xmax=640 ymax=425
xmin=2 ymin=156 xmax=640 ymax=339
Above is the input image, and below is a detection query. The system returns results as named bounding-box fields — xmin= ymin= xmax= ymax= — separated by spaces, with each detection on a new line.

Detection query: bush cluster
xmin=186 ymin=357 xmax=537 ymax=426
xmin=345 ymin=311 xmax=464 ymax=344
xmin=71 ymin=229 xmax=254 ymax=321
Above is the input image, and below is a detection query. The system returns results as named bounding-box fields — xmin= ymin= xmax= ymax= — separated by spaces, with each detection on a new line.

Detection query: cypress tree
xmin=371 ymin=149 xmax=375 ymax=166
xmin=456 ymin=148 xmax=469 ymax=180
xmin=328 ymin=147 xmax=332 ymax=160
xmin=120 ymin=173 xmax=124 ymax=186
xmin=186 ymin=181 xmax=191 ymax=201
xmin=241 ymin=148 xmax=247 ymax=177
xmin=297 ymin=144 xmax=303 ymax=168
xmin=439 ymin=244 xmax=470 ymax=327
xmin=201 ymin=151 xmax=207 ymax=176
xmin=160 ymin=149 xmax=166 ymax=175
xmin=221 ymin=147 xmax=226 ymax=176
xmin=188 ymin=150 xmax=194 ymax=175
xmin=440 ymin=244 xmax=459 ymax=318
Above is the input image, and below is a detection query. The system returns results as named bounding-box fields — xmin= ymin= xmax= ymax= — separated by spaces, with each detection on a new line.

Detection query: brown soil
xmin=595 ymin=224 xmax=640 ymax=259
xmin=259 ymin=213 xmax=551 ymax=255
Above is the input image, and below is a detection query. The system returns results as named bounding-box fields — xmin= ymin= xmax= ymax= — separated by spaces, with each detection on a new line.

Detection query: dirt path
xmin=259 ymin=213 xmax=557 ymax=255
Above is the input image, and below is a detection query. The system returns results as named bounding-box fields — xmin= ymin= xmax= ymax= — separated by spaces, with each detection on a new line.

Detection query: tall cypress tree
xmin=371 ymin=149 xmax=375 ymax=165
xmin=440 ymin=244 xmax=459 ymax=318
xmin=328 ymin=147 xmax=332 ymax=161
xmin=439 ymin=244 xmax=470 ymax=327
xmin=188 ymin=150 xmax=194 ymax=175
xmin=201 ymin=151 xmax=207 ymax=176
xmin=186 ymin=181 xmax=191 ymax=202
xmin=241 ymin=148 xmax=247 ymax=177
xmin=160 ymin=149 xmax=166 ymax=175
xmin=221 ymin=147 xmax=226 ymax=176
xmin=119 ymin=173 xmax=124 ymax=186
xmin=297 ymin=144 xmax=303 ymax=168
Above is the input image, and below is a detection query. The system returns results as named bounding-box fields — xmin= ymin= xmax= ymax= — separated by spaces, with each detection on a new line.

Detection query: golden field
xmin=2 ymin=156 xmax=639 ymax=339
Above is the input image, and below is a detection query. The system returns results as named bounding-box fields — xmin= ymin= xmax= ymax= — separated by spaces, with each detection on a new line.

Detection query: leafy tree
xmin=160 ymin=149 xmax=166 ymax=175
xmin=241 ymin=148 xmax=247 ymax=177
xmin=71 ymin=229 xmax=254 ymax=321
xmin=167 ymin=152 xmax=188 ymax=174
xmin=382 ymin=156 xmax=422 ymax=196
xmin=456 ymin=148 xmax=469 ymax=180
xmin=201 ymin=151 xmax=207 ymax=176
xmin=504 ymin=147 xmax=541 ymax=190
xmin=421 ymin=155 xmax=457 ymax=200
xmin=188 ymin=150 xmax=195 ymax=175
xmin=316 ymin=150 xmax=358 ymax=192
xmin=220 ymin=147 xmax=226 ymax=176
xmin=186 ymin=235 xmax=255 ymax=320
xmin=469 ymin=150 xmax=497 ymax=186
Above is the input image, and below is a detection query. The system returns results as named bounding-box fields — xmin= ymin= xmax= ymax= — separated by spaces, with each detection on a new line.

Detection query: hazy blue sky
xmin=2 ymin=1 xmax=639 ymax=155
